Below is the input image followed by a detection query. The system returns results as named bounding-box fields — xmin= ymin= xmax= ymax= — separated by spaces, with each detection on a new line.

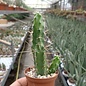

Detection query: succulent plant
xmin=45 ymin=13 xmax=86 ymax=86
xmin=2 ymin=63 xmax=6 ymax=70
xmin=32 ymin=13 xmax=60 ymax=76
xmin=32 ymin=13 xmax=46 ymax=76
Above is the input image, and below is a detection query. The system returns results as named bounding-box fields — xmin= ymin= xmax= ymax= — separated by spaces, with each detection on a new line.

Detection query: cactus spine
xmin=32 ymin=13 xmax=46 ymax=76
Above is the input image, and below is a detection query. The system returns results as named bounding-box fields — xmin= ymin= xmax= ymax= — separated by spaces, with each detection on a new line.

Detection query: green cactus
xmin=48 ymin=56 xmax=60 ymax=74
xmin=32 ymin=13 xmax=46 ymax=76
xmin=32 ymin=13 xmax=60 ymax=76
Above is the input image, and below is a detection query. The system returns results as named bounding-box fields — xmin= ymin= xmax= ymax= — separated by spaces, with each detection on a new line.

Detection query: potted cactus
xmin=24 ymin=13 xmax=60 ymax=86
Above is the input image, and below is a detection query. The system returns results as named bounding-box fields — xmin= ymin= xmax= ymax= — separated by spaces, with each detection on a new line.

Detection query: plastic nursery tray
xmin=0 ymin=32 xmax=29 ymax=86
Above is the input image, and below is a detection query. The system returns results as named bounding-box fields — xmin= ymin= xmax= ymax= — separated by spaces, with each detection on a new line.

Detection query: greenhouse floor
xmin=19 ymin=38 xmax=34 ymax=78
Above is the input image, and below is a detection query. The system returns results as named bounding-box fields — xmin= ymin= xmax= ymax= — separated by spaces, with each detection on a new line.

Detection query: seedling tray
xmin=0 ymin=32 xmax=29 ymax=86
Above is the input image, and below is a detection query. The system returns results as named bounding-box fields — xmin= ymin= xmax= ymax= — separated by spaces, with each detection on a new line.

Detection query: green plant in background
xmin=45 ymin=14 xmax=86 ymax=85
xmin=5 ymin=13 xmax=30 ymax=21
xmin=0 ymin=63 xmax=6 ymax=70
xmin=2 ymin=63 xmax=6 ymax=70
xmin=3 ymin=0 xmax=13 ymax=5
xmin=32 ymin=13 xmax=60 ymax=76
xmin=0 ymin=64 xmax=1 ymax=70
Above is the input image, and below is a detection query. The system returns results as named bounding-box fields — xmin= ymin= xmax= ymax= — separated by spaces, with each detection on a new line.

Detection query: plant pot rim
xmin=24 ymin=67 xmax=59 ymax=80
xmin=67 ymin=78 xmax=76 ymax=86
xmin=62 ymin=70 xmax=69 ymax=77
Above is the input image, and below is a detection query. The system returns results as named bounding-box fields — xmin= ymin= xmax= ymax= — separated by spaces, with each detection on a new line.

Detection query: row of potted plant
xmin=45 ymin=9 xmax=86 ymax=17
xmin=0 ymin=16 xmax=30 ymax=85
xmin=0 ymin=2 xmax=27 ymax=11
xmin=0 ymin=21 xmax=29 ymax=56
xmin=45 ymin=13 xmax=86 ymax=86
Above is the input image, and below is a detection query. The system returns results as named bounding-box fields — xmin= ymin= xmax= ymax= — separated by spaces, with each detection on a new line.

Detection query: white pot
xmin=67 ymin=79 xmax=76 ymax=86
xmin=62 ymin=70 xmax=69 ymax=77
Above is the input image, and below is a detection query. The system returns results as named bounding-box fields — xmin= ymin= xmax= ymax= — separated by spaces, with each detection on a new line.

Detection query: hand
xmin=10 ymin=77 xmax=28 ymax=86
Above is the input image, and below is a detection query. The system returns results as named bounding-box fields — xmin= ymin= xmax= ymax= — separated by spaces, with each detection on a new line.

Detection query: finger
xmin=17 ymin=77 xmax=28 ymax=86
xmin=10 ymin=80 xmax=21 ymax=86
xmin=10 ymin=77 xmax=28 ymax=86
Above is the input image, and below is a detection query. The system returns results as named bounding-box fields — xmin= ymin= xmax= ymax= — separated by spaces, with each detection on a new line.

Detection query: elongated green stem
xmin=32 ymin=13 xmax=46 ymax=75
